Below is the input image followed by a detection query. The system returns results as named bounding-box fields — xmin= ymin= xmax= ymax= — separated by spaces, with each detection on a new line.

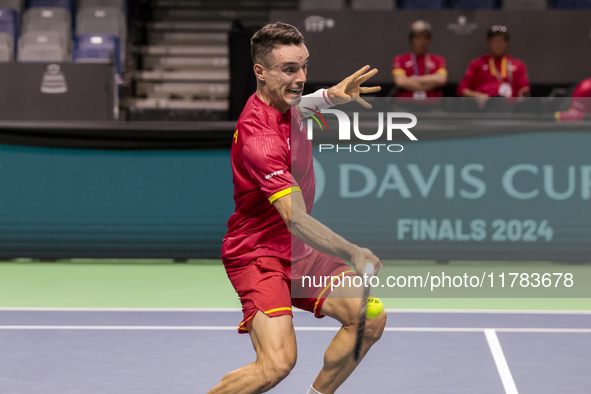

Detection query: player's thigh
xmin=320 ymin=284 xmax=364 ymax=326
xmin=321 ymin=285 xmax=387 ymax=338
xmin=248 ymin=311 xmax=297 ymax=371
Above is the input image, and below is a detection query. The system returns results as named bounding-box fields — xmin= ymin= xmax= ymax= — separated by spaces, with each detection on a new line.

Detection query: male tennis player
xmin=210 ymin=23 xmax=387 ymax=394
xmin=555 ymin=78 xmax=591 ymax=122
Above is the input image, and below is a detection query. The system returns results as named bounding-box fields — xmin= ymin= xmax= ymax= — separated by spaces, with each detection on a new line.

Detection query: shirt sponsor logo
xmin=265 ymin=170 xmax=284 ymax=180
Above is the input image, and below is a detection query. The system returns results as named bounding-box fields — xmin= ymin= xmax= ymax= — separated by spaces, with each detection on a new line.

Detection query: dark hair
xmin=251 ymin=22 xmax=305 ymax=66
xmin=487 ymin=25 xmax=509 ymax=41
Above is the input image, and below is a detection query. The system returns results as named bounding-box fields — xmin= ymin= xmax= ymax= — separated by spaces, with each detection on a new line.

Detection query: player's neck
xmin=256 ymin=88 xmax=289 ymax=114
xmin=490 ymin=53 xmax=507 ymax=60
xmin=412 ymin=50 xmax=426 ymax=57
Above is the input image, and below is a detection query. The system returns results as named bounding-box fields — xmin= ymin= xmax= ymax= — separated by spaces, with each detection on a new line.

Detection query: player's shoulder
xmin=509 ymin=55 xmax=526 ymax=65
xmin=430 ymin=53 xmax=446 ymax=63
xmin=574 ymin=78 xmax=591 ymax=96
xmin=471 ymin=54 xmax=489 ymax=65
xmin=236 ymin=95 xmax=281 ymax=141
xmin=394 ymin=52 xmax=411 ymax=62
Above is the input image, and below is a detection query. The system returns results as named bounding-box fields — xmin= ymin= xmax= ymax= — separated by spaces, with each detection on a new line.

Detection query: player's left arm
xmin=272 ymin=191 xmax=382 ymax=276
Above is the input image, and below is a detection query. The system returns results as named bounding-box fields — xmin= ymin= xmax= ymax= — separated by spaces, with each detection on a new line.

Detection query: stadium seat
xmin=0 ymin=32 xmax=13 ymax=61
xmin=18 ymin=31 xmax=69 ymax=61
xmin=77 ymin=7 xmax=125 ymax=39
xmin=28 ymin=0 xmax=74 ymax=13
xmin=0 ymin=7 xmax=18 ymax=56
xmin=400 ymin=0 xmax=446 ymax=8
xmin=299 ymin=0 xmax=345 ymax=10
xmin=73 ymin=33 xmax=120 ymax=73
xmin=503 ymin=0 xmax=547 ymax=9
xmin=22 ymin=7 xmax=72 ymax=42
xmin=452 ymin=0 xmax=498 ymax=8
xmin=76 ymin=6 xmax=125 ymax=62
xmin=78 ymin=0 xmax=126 ymax=11
xmin=351 ymin=0 xmax=395 ymax=9
xmin=553 ymin=0 xmax=591 ymax=8
xmin=0 ymin=0 xmax=24 ymax=14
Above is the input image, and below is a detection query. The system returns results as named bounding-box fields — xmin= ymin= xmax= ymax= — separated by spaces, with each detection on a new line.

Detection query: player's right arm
xmin=273 ymin=191 xmax=382 ymax=276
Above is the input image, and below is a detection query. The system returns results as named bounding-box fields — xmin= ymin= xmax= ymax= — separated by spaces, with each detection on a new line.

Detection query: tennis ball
xmin=365 ymin=297 xmax=384 ymax=319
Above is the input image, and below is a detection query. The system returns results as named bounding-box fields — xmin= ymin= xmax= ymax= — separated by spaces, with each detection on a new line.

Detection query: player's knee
xmin=364 ymin=310 xmax=387 ymax=345
xmin=260 ymin=350 xmax=296 ymax=389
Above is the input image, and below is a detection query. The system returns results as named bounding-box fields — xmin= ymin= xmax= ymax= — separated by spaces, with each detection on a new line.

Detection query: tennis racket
xmin=353 ymin=262 xmax=375 ymax=362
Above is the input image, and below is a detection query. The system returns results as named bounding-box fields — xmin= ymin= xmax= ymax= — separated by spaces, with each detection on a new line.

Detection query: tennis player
xmin=209 ymin=23 xmax=387 ymax=394
xmin=555 ymin=78 xmax=591 ymax=122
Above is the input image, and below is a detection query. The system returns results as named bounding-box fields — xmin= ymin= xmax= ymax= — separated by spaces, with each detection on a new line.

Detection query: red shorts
xmin=224 ymin=248 xmax=356 ymax=333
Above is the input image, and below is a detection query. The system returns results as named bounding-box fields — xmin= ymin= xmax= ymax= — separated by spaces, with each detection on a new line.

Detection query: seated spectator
xmin=392 ymin=20 xmax=447 ymax=103
xmin=555 ymin=78 xmax=591 ymax=122
xmin=457 ymin=25 xmax=530 ymax=105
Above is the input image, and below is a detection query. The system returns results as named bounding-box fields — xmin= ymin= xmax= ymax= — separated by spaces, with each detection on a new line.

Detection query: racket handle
xmin=363 ymin=262 xmax=375 ymax=277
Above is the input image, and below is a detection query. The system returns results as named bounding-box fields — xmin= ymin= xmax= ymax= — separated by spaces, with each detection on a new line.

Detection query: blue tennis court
xmin=0 ymin=309 xmax=589 ymax=393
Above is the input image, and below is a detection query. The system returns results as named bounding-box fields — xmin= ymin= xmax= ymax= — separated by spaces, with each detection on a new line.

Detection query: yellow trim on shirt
xmin=435 ymin=68 xmax=448 ymax=75
xmin=392 ymin=68 xmax=406 ymax=75
xmin=268 ymin=186 xmax=301 ymax=203
xmin=264 ymin=307 xmax=292 ymax=315
xmin=313 ymin=270 xmax=356 ymax=315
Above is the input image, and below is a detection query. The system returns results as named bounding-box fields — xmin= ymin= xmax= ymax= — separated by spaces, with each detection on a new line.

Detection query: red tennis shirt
xmin=392 ymin=52 xmax=447 ymax=98
xmin=221 ymin=93 xmax=315 ymax=267
xmin=569 ymin=78 xmax=591 ymax=113
xmin=457 ymin=54 xmax=529 ymax=98
xmin=556 ymin=78 xmax=591 ymax=121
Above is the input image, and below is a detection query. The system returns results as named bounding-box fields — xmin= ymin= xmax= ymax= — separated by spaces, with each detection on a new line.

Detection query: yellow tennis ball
xmin=365 ymin=297 xmax=384 ymax=319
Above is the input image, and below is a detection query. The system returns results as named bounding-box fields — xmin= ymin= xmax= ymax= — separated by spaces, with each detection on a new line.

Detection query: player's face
xmin=411 ymin=32 xmax=430 ymax=56
xmin=488 ymin=35 xmax=508 ymax=58
xmin=264 ymin=44 xmax=309 ymax=113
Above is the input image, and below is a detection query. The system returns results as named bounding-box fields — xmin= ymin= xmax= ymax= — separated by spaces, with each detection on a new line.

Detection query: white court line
xmin=0 ymin=307 xmax=590 ymax=315
xmin=485 ymin=329 xmax=519 ymax=394
xmin=0 ymin=326 xmax=590 ymax=333
xmin=0 ymin=307 xmax=244 ymax=312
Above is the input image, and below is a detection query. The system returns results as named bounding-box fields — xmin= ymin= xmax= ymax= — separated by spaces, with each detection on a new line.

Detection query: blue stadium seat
xmin=73 ymin=33 xmax=120 ymax=73
xmin=553 ymin=0 xmax=591 ymax=8
xmin=452 ymin=0 xmax=498 ymax=8
xmin=400 ymin=0 xmax=446 ymax=8
xmin=0 ymin=7 xmax=18 ymax=57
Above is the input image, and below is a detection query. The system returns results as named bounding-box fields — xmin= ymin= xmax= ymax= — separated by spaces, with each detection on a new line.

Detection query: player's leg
xmin=310 ymin=287 xmax=387 ymax=394
xmin=207 ymin=311 xmax=297 ymax=394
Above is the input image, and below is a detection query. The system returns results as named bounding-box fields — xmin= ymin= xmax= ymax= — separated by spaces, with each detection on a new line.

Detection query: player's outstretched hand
xmin=327 ymin=65 xmax=381 ymax=109
xmin=350 ymin=246 xmax=382 ymax=277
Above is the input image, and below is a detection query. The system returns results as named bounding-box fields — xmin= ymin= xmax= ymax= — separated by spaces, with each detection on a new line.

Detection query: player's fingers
xmin=376 ymin=260 xmax=383 ymax=272
xmin=356 ymin=97 xmax=372 ymax=109
xmin=348 ymin=65 xmax=371 ymax=82
xmin=355 ymin=68 xmax=378 ymax=85
xmin=359 ymin=86 xmax=381 ymax=94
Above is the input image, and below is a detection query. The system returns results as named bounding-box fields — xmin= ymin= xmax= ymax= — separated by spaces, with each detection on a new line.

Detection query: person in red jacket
xmin=392 ymin=20 xmax=447 ymax=103
xmin=457 ymin=25 xmax=530 ymax=106
xmin=555 ymin=78 xmax=591 ymax=122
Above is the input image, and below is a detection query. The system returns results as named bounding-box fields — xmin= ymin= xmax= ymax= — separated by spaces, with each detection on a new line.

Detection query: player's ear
xmin=254 ymin=63 xmax=266 ymax=82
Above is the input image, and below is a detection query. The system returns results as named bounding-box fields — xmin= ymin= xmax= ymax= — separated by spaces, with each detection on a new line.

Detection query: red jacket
xmin=457 ymin=54 xmax=529 ymax=97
